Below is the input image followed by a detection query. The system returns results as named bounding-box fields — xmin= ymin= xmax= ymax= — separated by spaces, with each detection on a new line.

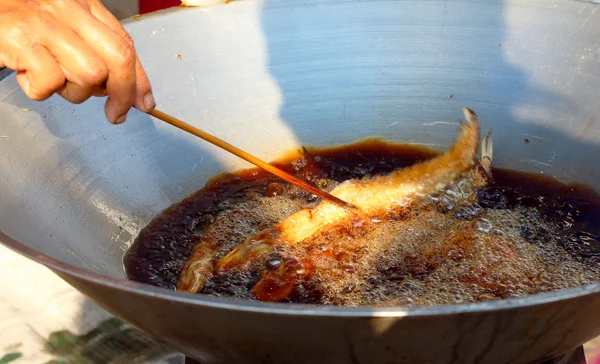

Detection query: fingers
xmin=134 ymin=58 xmax=155 ymax=111
xmin=101 ymin=37 xmax=137 ymax=124
xmin=0 ymin=7 xmax=106 ymax=105
xmin=66 ymin=1 xmax=155 ymax=124
xmin=57 ymin=81 xmax=98 ymax=104
xmin=56 ymin=7 xmax=135 ymax=123
xmin=89 ymin=2 xmax=155 ymax=113
xmin=13 ymin=44 xmax=65 ymax=101
xmin=46 ymin=27 xmax=108 ymax=88
xmin=0 ymin=0 xmax=154 ymax=125
xmin=42 ymin=28 xmax=109 ymax=104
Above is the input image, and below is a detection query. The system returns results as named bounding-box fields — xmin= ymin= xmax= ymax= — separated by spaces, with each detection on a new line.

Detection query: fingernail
xmin=143 ymin=91 xmax=156 ymax=111
xmin=115 ymin=113 xmax=127 ymax=125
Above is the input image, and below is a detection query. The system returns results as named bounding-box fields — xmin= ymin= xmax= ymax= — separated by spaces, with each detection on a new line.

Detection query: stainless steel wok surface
xmin=2 ymin=0 xmax=600 ymax=363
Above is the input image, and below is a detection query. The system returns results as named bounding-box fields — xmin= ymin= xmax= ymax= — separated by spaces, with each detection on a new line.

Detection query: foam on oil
xmin=125 ymin=140 xmax=600 ymax=306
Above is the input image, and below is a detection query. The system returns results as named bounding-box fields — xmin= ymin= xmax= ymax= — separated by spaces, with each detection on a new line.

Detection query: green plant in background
xmin=0 ymin=353 xmax=23 ymax=364
xmin=44 ymin=318 xmax=170 ymax=364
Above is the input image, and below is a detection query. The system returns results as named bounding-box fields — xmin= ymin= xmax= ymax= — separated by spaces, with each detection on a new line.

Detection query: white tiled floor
xmin=0 ymin=246 xmax=113 ymax=362
xmin=0 ymin=245 xmax=183 ymax=362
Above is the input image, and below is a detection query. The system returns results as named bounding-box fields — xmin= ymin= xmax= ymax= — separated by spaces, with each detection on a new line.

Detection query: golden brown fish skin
xmin=176 ymin=237 xmax=219 ymax=293
xmin=177 ymin=107 xmax=482 ymax=296
xmin=474 ymin=130 xmax=493 ymax=186
xmin=218 ymin=108 xmax=480 ymax=265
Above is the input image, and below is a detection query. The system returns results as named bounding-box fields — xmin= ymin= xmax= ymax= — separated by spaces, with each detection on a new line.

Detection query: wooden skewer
xmin=146 ymin=108 xmax=358 ymax=210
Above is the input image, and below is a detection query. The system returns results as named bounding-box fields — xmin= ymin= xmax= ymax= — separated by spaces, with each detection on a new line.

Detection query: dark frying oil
xmin=124 ymin=140 xmax=600 ymax=305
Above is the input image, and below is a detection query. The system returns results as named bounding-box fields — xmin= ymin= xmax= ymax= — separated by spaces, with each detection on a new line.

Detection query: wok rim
xmin=2 ymin=2 xmax=600 ymax=318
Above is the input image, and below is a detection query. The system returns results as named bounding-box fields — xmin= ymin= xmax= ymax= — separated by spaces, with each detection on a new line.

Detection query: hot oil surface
xmin=124 ymin=140 xmax=600 ymax=306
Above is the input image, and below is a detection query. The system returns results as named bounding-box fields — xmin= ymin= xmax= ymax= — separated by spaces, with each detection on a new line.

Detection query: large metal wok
xmin=2 ymin=0 xmax=600 ymax=363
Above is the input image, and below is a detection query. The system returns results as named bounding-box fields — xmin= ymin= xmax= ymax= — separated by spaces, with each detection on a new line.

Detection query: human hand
xmin=0 ymin=0 xmax=155 ymax=124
